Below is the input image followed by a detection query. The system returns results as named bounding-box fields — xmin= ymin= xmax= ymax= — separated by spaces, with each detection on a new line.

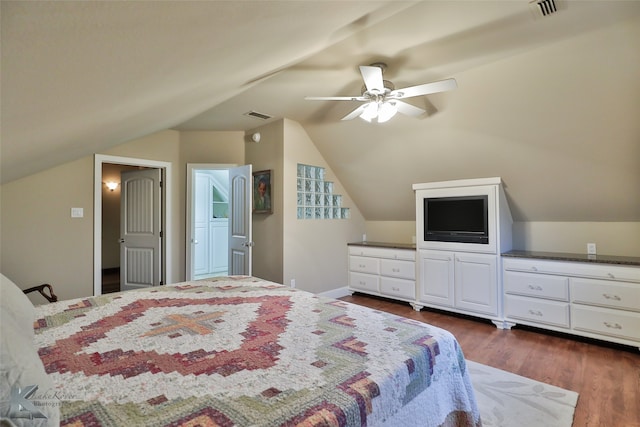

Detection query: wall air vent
xmin=530 ymin=0 xmax=558 ymax=17
xmin=244 ymin=111 xmax=272 ymax=120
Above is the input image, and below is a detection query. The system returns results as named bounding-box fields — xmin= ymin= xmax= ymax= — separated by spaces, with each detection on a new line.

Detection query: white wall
xmin=1 ymin=157 xmax=95 ymax=303
xmin=512 ymin=222 xmax=640 ymax=256
xmin=365 ymin=221 xmax=416 ymax=245
xmin=364 ymin=220 xmax=640 ymax=257
xmin=244 ymin=121 xmax=284 ymax=283
xmin=0 ymin=130 xmax=247 ymax=302
xmin=282 ymin=119 xmax=366 ymax=294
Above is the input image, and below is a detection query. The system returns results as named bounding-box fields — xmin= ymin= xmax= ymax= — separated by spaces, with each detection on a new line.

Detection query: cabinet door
xmin=194 ymin=225 xmax=208 ymax=275
xmin=211 ymin=219 xmax=229 ymax=274
xmin=455 ymin=253 xmax=498 ymax=316
xmin=418 ymin=250 xmax=454 ymax=307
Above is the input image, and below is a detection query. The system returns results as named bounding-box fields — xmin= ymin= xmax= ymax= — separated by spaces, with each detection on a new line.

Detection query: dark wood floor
xmin=102 ymin=268 xmax=120 ymax=294
xmin=340 ymin=293 xmax=640 ymax=427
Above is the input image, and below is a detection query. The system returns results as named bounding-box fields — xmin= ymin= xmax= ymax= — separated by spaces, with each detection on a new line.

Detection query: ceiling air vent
xmin=530 ymin=0 xmax=558 ymax=17
xmin=244 ymin=110 xmax=272 ymax=120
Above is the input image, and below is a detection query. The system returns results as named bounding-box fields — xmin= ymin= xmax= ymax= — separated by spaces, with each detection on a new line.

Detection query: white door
xmin=229 ymin=165 xmax=252 ymax=275
xmin=186 ymin=164 xmax=252 ymax=280
xmin=120 ymin=168 xmax=162 ymax=291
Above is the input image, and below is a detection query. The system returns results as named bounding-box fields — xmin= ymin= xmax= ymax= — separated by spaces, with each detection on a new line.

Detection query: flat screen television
xmin=424 ymin=195 xmax=489 ymax=244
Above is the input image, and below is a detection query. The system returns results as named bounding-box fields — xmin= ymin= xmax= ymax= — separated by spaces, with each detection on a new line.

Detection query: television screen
xmin=424 ymin=196 xmax=488 ymax=244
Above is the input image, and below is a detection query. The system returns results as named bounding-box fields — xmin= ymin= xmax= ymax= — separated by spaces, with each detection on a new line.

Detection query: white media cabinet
xmin=412 ymin=177 xmax=513 ymax=328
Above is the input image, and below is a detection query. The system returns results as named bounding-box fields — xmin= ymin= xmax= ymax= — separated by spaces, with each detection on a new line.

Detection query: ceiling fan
xmin=305 ymin=62 xmax=457 ymax=123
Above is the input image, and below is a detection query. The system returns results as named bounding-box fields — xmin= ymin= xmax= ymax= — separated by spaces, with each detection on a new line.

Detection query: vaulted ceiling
xmin=2 ymin=1 xmax=639 ymax=221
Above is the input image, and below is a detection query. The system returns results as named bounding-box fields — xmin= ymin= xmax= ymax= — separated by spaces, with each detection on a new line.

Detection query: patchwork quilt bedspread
xmin=33 ymin=277 xmax=481 ymax=426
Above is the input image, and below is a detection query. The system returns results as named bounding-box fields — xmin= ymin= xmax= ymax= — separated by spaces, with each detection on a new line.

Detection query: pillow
xmin=0 ymin=311 xmax=60 ymax=426
xmin=0 ymin=274 xmax=35 ymax=341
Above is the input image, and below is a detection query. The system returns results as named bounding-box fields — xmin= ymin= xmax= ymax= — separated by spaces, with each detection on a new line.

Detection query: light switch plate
xmin=71 ymin=207 xmax=84 ymax=218
xmin=587 ymin=243 xmax=597 ymax=255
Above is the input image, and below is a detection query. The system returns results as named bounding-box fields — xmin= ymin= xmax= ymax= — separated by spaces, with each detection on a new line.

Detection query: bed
xmin=1 ymin=275 xmax=481 ymax=427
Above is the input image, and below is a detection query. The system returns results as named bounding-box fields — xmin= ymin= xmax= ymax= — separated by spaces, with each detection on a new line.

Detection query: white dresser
xmin=503 ymin=251 xmax=640 ymax=349
xmin=348 ymin=243 xmax=416 ymax=304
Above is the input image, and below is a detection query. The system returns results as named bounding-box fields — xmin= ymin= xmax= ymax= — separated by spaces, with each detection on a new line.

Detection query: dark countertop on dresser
xmin=348 ymin=241 xmax=416 ymax=250
xmin=502 ymin=250 xmax=640 ymax=267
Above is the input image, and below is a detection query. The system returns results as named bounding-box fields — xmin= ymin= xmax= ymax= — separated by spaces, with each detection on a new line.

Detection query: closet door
xmin=120 ymin=168 xmax=162 ymax=291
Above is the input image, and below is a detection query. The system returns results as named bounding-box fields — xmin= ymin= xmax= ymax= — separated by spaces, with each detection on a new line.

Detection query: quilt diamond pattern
xmin=33 ymin=277 xmax=480 ymax=427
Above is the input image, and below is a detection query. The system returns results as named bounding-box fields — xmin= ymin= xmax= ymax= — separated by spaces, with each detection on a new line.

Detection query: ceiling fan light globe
xmin=377 ymin=102 xmax=398 ymax=123
xmin=359 ymin=102 xmax=379 ymax=122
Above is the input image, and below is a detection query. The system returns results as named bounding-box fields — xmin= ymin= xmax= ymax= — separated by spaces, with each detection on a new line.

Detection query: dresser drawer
xmin=504 ymin=271 xmax=569 ymax=301
xmin=349 ymin=256 xmax=379 ymax=274
xmin=568 ymin=263 xmax=640 ymax=283
xmin=503 ymin=257 xmax=640 ymax=282
xmin=349 ymin=272 xmax=379 ymax=293
xmin=505 ymin=295 xmax=570 ymax=328
xmin=348 ymin=246 xmax=414 ymax=259
xmin=572 ymin=305 xmax=640 ymax=342
xmin=380 ymin=277 xmax=415 ymax=300
xmin=380 ymin=259 xmax=415 ymax=280
xmin=570 ymin=278 xmax=640 ymax=312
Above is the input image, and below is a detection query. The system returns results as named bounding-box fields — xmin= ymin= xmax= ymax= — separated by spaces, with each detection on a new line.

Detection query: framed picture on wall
xmin=253 ymin=170 xmax=272 ymax=214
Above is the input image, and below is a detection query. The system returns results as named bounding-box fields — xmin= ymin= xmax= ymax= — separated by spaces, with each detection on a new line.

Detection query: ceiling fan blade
xmin=359 ymin=65 xmax=384 ymax=94
xmin=305 ymin=96 xmax=367 ymax=101
xmin=390 ymin=78 xmax=458 ymax=99
xmin=394 ymin=100 xmax=426 ymax=117
xmin=341 ymin=104 xmax=368 ymax=121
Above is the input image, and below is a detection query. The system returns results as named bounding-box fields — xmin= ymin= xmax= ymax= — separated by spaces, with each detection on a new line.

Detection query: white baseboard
xmin=317 ymin=286 xmax=352 ymax=299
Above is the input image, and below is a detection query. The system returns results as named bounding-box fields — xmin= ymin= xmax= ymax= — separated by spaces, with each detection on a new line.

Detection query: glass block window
xmin=296 ymin=164 xmax=350 ymax=220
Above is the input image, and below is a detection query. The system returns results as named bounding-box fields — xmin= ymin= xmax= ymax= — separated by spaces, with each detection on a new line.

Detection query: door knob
xmin=118 ymin=238 xmax=125 ymax=243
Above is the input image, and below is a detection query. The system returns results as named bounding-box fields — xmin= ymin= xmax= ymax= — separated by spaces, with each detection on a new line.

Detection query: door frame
xmin=94 ymin=154 xmax=172 ymax=296
xmin=185 ymin=163 xmax=237 ymax=281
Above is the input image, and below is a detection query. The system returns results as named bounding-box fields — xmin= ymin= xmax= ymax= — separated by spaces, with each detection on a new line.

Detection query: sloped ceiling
xmin=2 ymin=1 xmax=639 ymax=222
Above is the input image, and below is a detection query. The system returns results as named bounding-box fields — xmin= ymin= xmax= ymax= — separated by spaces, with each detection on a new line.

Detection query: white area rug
xmin=467 ymin=360 xmax=579 ymax=427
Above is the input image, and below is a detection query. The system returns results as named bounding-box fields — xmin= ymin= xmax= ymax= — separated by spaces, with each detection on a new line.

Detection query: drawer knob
xmin=607 ymin=273 xmax=615 ymax=279
xmin=359 ymin=281 xmax=366 ymax=285
xmin=603 ymin=321 xmax=622 ymax=330
xmin=528 ymin=284 xmax=543 ymax=291
xmin=528 ymin=309 xmax=543 ymax=317
xmin=392 ymin=287 xmax=400 ymax=292
xmin=359 ymin=264 xmax=365 ymax=268
xmin=531 ymin=266 xmax=538 ymax=272
xmin=393 ymin=268 xmax=400 ymax=272
xmin=602 ymin=293 xmax=621 ymax=301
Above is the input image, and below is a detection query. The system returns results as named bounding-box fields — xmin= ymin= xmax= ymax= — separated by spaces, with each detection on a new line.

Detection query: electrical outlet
xmin=290 ymin=279 xmax=296 ymax=288
xmin=587 ymin=243 xmax=597 ymax=255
